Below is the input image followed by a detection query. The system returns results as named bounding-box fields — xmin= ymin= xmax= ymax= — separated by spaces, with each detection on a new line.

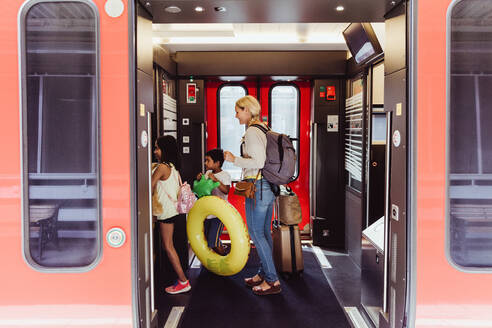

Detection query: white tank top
xmin=152 ymin=163 xmax=180 ymax=220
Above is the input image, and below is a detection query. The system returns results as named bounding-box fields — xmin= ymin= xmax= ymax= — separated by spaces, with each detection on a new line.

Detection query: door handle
xmin=201 ymin=123 xmax=205 ymax=173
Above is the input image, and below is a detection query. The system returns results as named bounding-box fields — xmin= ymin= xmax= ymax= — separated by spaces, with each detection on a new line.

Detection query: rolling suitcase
xmin=272 ymin=221 xmax=304 ymax=276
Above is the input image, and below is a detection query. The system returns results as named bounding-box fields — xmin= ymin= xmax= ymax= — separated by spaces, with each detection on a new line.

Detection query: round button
xmin=392 ymin=130 xmax=401 ymax=147
xmin=141 ymin=130 xmax=148 ymax=148
xmin=106 ymin=227 xmax=126 ymax=248
xmin=105 ymin=0 xmax=124 ymax=18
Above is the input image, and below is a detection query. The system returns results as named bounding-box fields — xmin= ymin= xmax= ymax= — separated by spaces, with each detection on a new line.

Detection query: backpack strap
xmin=176 ymin=169 xmax=183 ymax=187
xmin=250 ymin=123 xmax=269 ymax=134
xmin=277 ymin=135 xmax=284 ymax=172
xmin=160 ymin=167 xmax=180 ymax=207
xmin=252 ymin=124 xmax=285 ymax=173
xmin=249 ymin=124 xmax=269 ymax=199
xmin=243 ymin=124 xmax=268 ymax=157
xmin=243 ymin=124 xmax=268 ymax=182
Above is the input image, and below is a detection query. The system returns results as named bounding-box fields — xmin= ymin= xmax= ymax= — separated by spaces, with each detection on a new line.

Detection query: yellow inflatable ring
xmin=187 ymin=196 xmax=250 ymax=276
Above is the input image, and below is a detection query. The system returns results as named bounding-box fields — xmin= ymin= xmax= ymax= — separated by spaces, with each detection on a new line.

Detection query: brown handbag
xmin=233 ymin=171 xmax=260 ymax=199
xmin=275 ymin=192 xmax=302 ymax=225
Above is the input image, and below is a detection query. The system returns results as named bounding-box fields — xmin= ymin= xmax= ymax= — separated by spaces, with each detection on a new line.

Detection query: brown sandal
xmin=244 ymin=275 xmax=264 ymax=287
xmin=252 ymin=280 xmax=281 ymax=295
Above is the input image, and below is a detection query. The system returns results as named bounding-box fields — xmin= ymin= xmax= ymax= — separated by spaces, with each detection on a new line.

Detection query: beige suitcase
xmin=272 ymin=223 xmax=304 ymax=275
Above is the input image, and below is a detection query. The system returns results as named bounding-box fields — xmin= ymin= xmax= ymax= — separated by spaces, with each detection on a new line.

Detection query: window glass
xmin=448 ymin=0 xmax=492 ymax=268
xmin=270 ymin=85 xmax=300 ymax=177
xmin=372 ymin=62 xmax=385 ymax=105
xmin=219 ymin=86 xmax=247 ymax=180
xmin=21 ymin=1 xmax=100 ymax=268
xmin=351 ymin=78 xmax=363 ymax=96
xmin=371 ymin=114 xmax=386 ymax=144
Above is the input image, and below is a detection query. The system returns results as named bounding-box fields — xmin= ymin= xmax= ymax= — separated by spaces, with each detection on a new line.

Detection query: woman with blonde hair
xmin=224 ymin=95 xmax=281 ymax=295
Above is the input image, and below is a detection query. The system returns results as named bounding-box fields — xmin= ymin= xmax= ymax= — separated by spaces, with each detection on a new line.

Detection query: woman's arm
xmin=224 ymin=151 xmax=235 ymax=162
xmin=151 ymin=164 xmax=171 ymax=193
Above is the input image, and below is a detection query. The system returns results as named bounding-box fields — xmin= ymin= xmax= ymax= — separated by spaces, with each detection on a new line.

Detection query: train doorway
xmin=130 ymin=1 xmax=411 ymax=327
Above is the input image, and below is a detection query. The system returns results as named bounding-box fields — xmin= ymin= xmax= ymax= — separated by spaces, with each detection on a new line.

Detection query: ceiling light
xmin=195 ymin=6 xmax=204 ymax=12
xmin=219 ymin=76 xmax=246 ymax=82
xmin=165 ymin=6 xmax=181 ymax=14
xmin=214 ymin=6 xmax=226 ymax=12
xmin=336 ymin=5 xmax=344 ymax=11
xmin=271 ymin=76 xmax=298 ymax=81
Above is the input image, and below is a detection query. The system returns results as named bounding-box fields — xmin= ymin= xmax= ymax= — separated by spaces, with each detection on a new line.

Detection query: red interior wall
xmin=259 ymin=81 xmax=312 ymax=231
xmin=205 ymin=81 xmax=257 ymax=225
xmin=205 ymin=79 xmax=310 ymax=233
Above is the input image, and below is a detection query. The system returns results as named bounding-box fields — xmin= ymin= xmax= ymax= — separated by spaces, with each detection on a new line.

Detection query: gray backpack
xmin=250 ymin=124 xmax=296 ymax=185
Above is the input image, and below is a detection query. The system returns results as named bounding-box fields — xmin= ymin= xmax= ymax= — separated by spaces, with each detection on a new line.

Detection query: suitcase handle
xmin=289 ymin=225 xmax=297 ymax=273
xmin=273 ymin=198 xmax=280 ymax=228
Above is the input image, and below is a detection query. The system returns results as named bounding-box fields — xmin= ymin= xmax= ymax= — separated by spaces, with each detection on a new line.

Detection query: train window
xmin=270 ymin=85 xmax=300 ymax=178
xmin=447 ymin=0 xmax=492 ymax=269
xmin=19 ymin=1 xmax=100 ymax=270
xmin=218 ymin=85 xmax=247 ymax=180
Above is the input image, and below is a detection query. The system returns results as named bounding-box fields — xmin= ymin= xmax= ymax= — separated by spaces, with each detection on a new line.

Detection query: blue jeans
xmin=245 ymin=179 xmax=278 ymax=283
xmin=204 ymin=217 xmax=224 ymax=248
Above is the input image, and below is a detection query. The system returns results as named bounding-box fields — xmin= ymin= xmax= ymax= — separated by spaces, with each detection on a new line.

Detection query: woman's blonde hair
xmin=235 ymin=95 xmax=261 ymax=121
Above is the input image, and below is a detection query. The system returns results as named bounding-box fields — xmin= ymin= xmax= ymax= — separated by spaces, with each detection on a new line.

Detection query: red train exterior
xmin=0 ymin=0 xmax=491 ymax=327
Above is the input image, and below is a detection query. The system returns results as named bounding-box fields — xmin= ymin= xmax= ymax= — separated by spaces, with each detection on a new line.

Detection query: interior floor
xmin=154 ymin=243 xmax=368 ymax=328
xmin=322 ymin=250 xmax=376 ymax=328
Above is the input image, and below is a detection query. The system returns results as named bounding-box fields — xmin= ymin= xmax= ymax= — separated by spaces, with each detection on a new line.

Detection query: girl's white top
xmin=153 ymin=163 xmax=180 ymax=220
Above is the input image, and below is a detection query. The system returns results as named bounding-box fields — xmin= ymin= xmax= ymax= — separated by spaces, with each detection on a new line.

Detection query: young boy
xmin=196 ymin=149 xmax=231 ymax=255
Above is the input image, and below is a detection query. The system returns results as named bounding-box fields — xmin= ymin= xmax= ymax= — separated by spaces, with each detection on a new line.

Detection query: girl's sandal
xmin=252 ymin=281 xmax=281 ymax=295
xmin=244 ymin=275 xmax=264 ymax=287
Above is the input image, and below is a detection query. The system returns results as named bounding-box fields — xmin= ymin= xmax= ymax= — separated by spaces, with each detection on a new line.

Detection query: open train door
xmin=411 ymin=0 xmax=492 ymax=326
xmin=0 ymin=0 xmax=154 ymax=326
xmin=380 ymin=1 xmax=410 ymax=327
xmin=343 ymin=3 xmax=412 ymax=327
xmin=132 ymin=1 xmax=158 ymax=327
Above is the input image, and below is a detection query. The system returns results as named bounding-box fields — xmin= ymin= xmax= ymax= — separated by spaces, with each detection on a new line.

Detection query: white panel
xmin=164 ymin=119 xmax=177 ymax=131
xmin=29 ymin=185 xmax=97 ymax=199
xmin=58 ymin=208 xmax=97 ymax=221
xmin=163 ymin=94 xmax=177 ymax=112
xmin=345 ymin=93 xmax=363 ymax=182
xmin=164 ymin=109 xmax=177 ymax=120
